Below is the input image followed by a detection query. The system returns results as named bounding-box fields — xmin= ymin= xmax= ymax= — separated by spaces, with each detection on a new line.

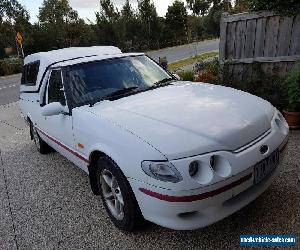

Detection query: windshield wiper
xmin=153 ymin=77 xmax=174 ymax=87
xmin=132 ymin=78 xmax=174 ymax=94
xmin=108 ymin=86 xmax=139 ymax=98
xmin=89 ymin=86 xmax=139 ymax=107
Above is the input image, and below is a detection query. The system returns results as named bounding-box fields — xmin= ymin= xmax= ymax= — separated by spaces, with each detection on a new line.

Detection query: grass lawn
xmin=168 ymin=51 xmax=219 ymax=71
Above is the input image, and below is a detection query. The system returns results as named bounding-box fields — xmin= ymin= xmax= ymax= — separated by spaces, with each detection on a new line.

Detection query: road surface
xmin=0 ymin=74 xmax=21 ymax=105
xmin=0 ymin=39 xmax=219 ymax=105
xmin=147 ymin=38 xmax=219 ymax=62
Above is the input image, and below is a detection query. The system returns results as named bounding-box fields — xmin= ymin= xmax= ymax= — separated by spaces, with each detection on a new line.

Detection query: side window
xmin=21 ymin=61 xmax=40 ymax=86
xmin=47 ymin=70 xmax=66 ymax=106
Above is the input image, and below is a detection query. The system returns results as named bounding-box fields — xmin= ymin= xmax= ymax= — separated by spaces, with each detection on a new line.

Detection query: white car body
xmin=20 ymin=47 xmax=289 ymax=230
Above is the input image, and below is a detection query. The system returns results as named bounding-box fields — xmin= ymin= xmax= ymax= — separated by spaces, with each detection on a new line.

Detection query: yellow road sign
xmin=16 ymin=32 xmax=23 ymax=45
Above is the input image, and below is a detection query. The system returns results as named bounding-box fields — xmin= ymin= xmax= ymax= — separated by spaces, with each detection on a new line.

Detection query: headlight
xmin=274 ymin=109 xmax=289 ymax=135
xmin=276 ymin=109 xmax=286 ymax=123
xmin=141 ymin=161 xmax=182 ymax=183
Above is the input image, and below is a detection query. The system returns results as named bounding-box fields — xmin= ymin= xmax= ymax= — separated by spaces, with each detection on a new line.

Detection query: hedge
xmin=0 ymin=58 xmax=23 ymax=76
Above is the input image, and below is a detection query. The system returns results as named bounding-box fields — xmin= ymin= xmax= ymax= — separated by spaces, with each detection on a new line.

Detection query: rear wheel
xmin=96 ymin=156 xmax=143 ymax=231
xmin=30 ymin=122 xmax=52 ymax=154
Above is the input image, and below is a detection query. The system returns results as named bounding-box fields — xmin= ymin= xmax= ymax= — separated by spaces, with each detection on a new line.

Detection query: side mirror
xmin=172 ymin=74 xmax=181 ymax=80
xmin=41 ymin=102 xmax=68 ymax=117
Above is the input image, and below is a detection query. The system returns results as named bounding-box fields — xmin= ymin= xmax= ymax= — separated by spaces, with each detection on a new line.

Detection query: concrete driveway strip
xmin=0 ymin=102 xmax=299 ymax=249
xmin=0 ymin=154 xmax=18 ymax=250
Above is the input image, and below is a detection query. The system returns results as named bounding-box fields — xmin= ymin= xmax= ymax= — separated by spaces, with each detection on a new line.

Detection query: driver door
xmin=40 ymin=69 xmax=85 ymax=169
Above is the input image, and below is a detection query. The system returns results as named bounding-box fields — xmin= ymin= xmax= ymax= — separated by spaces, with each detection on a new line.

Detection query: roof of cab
xmin=20 ymin=46 xmax=123 ymax=93
xmin=24 ymin=46 xmax=122 ymax=67
xmin=53 ymin=53 xmax=144 ymax=68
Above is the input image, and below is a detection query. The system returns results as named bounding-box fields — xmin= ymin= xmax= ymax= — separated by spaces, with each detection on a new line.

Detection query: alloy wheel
xmin=100 ymin=169 xmax=124 ymax=220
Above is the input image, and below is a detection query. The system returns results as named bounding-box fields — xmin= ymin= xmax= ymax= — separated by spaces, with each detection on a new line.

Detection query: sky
xmin=19 ymin=0 xmax=176 ymax=23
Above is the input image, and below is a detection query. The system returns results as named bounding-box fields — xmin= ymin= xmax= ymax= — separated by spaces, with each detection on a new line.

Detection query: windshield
xmin=65 ymin=55 xmax=173 ymax=107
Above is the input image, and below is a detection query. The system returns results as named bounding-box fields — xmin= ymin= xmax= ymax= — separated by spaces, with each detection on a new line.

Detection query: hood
xmin=86 ymin=82 xmax=274 ymax=160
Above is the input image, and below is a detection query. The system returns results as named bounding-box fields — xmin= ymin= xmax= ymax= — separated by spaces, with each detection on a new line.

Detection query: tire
xmin=30 ymin=122 xmax=52 ymax=154
xmin=96 ymin=156 xmax=143 ymax=232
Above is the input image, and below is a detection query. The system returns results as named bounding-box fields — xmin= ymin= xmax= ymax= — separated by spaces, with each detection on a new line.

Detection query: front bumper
xmin=129 ymin=136 xmax=288 ymax=230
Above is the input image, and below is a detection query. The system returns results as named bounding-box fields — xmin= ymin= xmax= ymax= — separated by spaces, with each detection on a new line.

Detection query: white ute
xmin=20 ymin=46 xmax=289 ymax=231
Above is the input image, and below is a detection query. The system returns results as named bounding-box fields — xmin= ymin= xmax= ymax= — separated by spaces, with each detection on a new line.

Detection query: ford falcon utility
xmin=19 ymin=46 xmax=289 ymax=231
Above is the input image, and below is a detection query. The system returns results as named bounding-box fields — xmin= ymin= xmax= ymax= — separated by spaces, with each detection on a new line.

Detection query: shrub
xmin=0 ymin=58 xmax=23 ymax=76
xmin=220 ymin=63 xmax=288 ymax=110
xmin=178 ymin=71 xmax=194 ymax=81
xmin=195 ymin=70 xmax=218 ymax=83
xmin=195 ymin=57 xmax=219 ymax=74
xmin=285 ymin=62 xmax=300 ymax=112
xmin=194 ymin=57 xmax=219 ymax=83
xmin=247 ymin=76 xmax=288 ymax=111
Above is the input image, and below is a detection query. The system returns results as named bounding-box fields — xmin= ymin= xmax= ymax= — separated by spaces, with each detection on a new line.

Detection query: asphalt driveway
xmin=0 ymin=102 xmax=299 ymax=249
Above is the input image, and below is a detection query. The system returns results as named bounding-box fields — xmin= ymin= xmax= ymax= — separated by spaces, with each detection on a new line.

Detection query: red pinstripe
xmin=36 ymin=127 xmax=90 ymax=164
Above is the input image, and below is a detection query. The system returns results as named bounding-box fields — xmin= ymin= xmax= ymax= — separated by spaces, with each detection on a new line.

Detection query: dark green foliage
xmin=195 ymin=57 xmax=219 ymax=74
xmin=0 ymin=0 xmax=29 ymax=21
xmin=1 ymin=0 xmax=298 ymax=64
xmin=187 ymin=0 xmax=232 ymax=40
xmin=285 ymin=62 xmax=300 ymax=111
xmin=246 ymin=0 xmax=300 ymax=16
xmin=204 ymin=0 xmax=232 ymax=36
xmin=138 ymin=0 xmax=162 ymax=49
xmin=0 ymin=58 xmax=23 ymax=76
xmin=0 ymin=0 xmax=224 ymax=63
xmin=121 ymin=0 xmax=138 ymax=46
xmin=94 ymin=0 xmax=164 ymax=51
xmin=186 ymin=0 xmax=212 ymax=16
xmin=221 ymin=63 xmax=289 ymax=110
xmin=206 ymin=57 xmax=219 ymax=75
xmin=245 ymin=75 xmax=288 ymax=111
xmin=232 ymin=0 xmax=300 ymax=15
xmin=37 ymin=0 xmax=91 ymax=50
xmin=38 ymin=0 xmax=78 ymax=24
xmin=165 ymin=1 xmax=188 ymax=43
xmin=0 ymin=0 xmax=30 ymax=58
xmin=95 ymin=0 xmax=121 ymax=46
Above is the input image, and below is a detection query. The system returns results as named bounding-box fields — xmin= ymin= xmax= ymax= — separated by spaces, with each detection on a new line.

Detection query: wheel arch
xmin=88 ymin=150 xmax=113 ymax=195
xmin=27 ymin=116 xmax=33 ymax=140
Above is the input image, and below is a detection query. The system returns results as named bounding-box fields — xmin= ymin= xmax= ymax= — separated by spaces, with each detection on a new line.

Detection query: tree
xmin=241 ymin=0 xmax=300 ymax=15
xmin=233 ymin=0 xmax=250 ymax=13
xmin=38 ymin=0 xmax=78 ymax=24
xmin=121 ymin=0 xmax=134 ymax=23
xmin=121 ymin=0 xmax=139 ymax=49
xmin=0 ymin=0 xmax=29 ymax=23
xmin=186 ymin=0 xmax=212 ymax=16
xmin=0 ymin=0 xmax=30 ymax=58
xmin=204 ymin=0 xmax=232 ymax=36
xmin=165 ymin=1 xmax=188 ymax=44
xmin=95 ymin=0 xmax=121 ymax=46
xmin=38 ymin=0 xmax=89 ymax=50
xmin=137 ymin=0 xmax=161 ymax=48
xmin=97 ymin=0 xmax=119 ymax=22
